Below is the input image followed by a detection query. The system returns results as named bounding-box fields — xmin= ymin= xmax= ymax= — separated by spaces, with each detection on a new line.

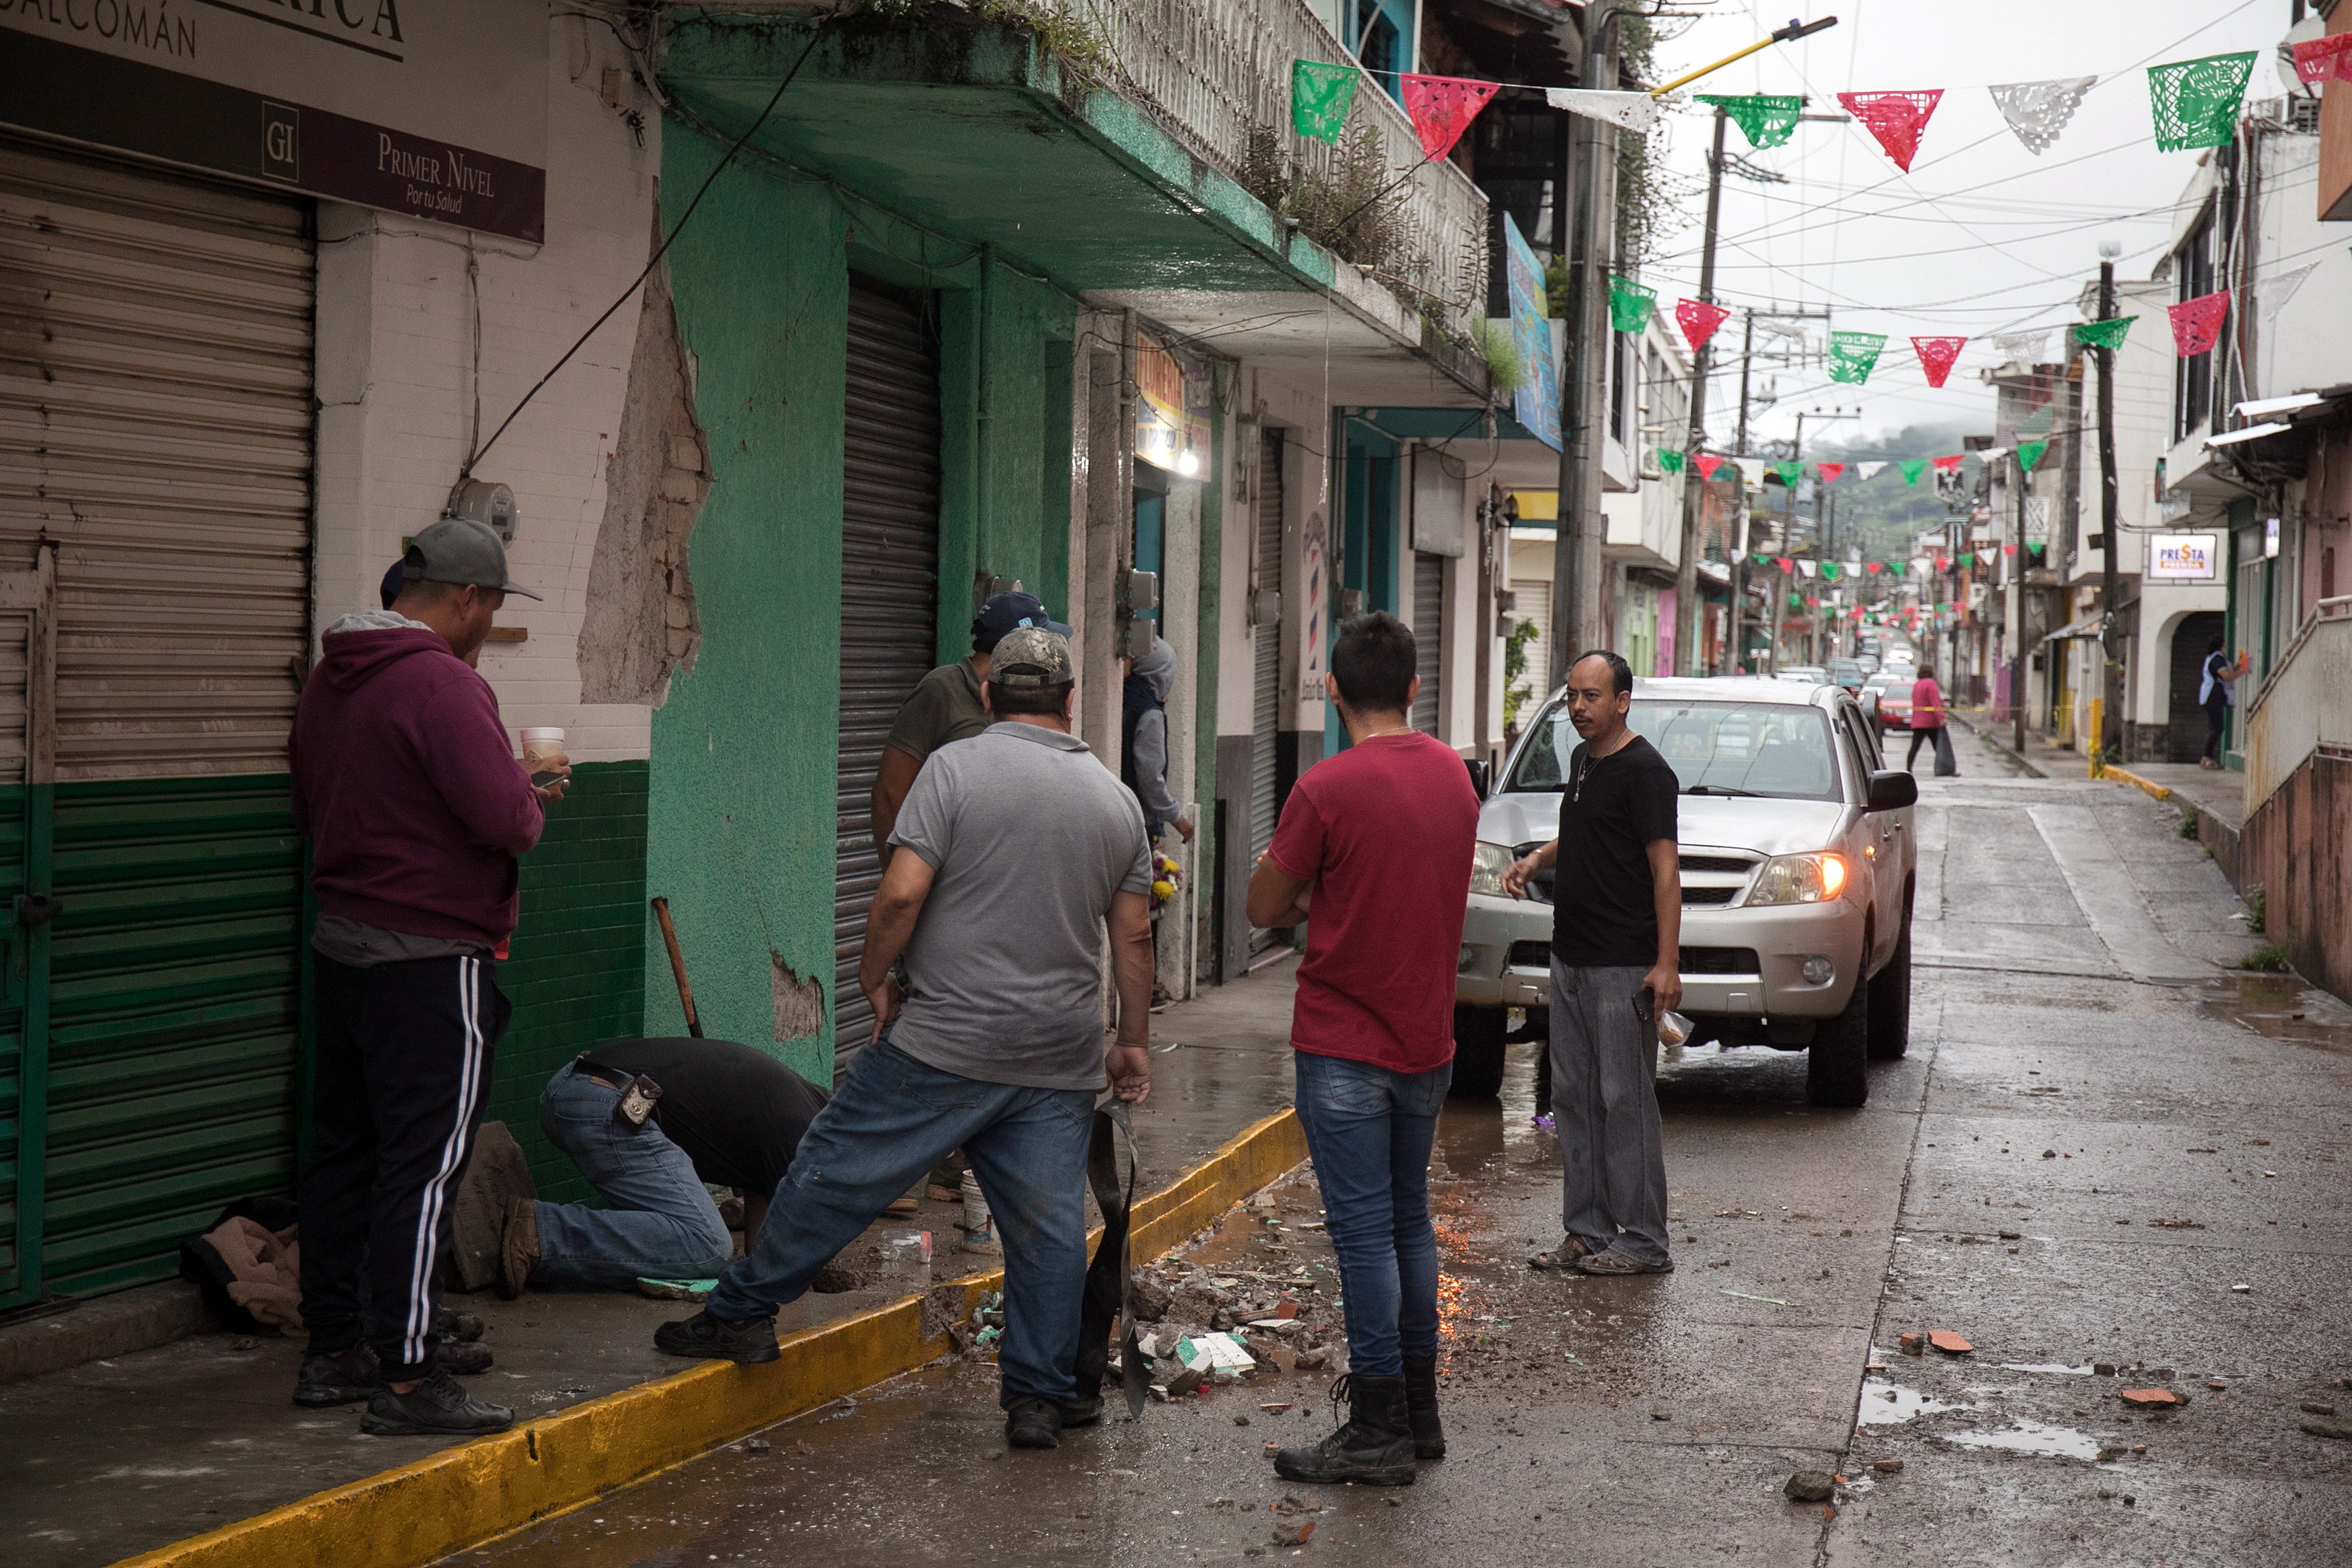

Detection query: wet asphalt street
xmin=446 ymin=753 xmax=2352 ymax=1567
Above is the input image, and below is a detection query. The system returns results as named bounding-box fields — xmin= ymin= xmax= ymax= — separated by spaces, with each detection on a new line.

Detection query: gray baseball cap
xmin=989 ymin=625 xmax=1075 ymax=688
xmin=402 ymin=517 xmax=542 ymax=601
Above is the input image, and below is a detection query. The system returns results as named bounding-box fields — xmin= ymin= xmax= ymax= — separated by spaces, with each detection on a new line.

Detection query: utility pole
xmin=2095 ymin=246 xmax=2123 ymax=761
xmin=1549 ymin=0 xmax=1618 ymax=683
xmin=1671 ymin=106 xmax=1727 ymax=677
xmin=2011 ymin=448 xmax=2028 ymax=756
xmin=1550 ymin=12 xmax=1839 ymax=682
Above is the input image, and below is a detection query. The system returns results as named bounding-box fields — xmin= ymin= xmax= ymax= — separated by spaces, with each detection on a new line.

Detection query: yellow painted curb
xmin=2101 ymin=766 xmax=2173 ymax=802
xmin=114 ymin=1107 xmax=1308 ymax=1568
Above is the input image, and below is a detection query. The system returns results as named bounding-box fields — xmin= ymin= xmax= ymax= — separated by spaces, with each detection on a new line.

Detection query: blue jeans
xmin=1291 ymin=1049 xmax=1450 ymax=1380
xmin=531 ymin=1063 xmax=735 ymax=1290
xmin=707 ymin=1041 xmax=1097 ymax=1409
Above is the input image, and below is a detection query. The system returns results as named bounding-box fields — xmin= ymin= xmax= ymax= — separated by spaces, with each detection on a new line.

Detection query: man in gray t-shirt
xmin=654 ymin=627 xmax=1156 ymax=1456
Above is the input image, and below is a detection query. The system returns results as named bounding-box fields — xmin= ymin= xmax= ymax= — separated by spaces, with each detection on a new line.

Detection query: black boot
xmin=1402 ymin=1358 xmax=1445 ymax=1459
xmin=1272 ymin=1375 xmax=1417 ymax=1486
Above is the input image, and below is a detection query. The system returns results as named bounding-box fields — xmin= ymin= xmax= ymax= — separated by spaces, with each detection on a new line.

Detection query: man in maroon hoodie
xmin=289 ymin=517 xmax=567 ymax=1436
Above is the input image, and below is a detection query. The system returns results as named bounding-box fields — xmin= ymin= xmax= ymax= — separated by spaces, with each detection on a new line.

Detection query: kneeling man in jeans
xmin=1248 ymin=613 xmax=1477 ymax=1485
xmin=653 ymin=627 xmax=1155 ymax=1451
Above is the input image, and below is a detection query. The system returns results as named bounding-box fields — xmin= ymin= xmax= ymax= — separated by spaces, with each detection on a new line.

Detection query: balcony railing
xmin=2244 ymin=594 xmax=2352 ymax=809
xmin=1072 ymin=0 xmax=1489 ymax=334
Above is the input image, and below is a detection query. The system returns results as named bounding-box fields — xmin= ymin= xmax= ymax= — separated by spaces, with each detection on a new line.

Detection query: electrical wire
xmin=466 ymin=2 xmax=847 ymax=475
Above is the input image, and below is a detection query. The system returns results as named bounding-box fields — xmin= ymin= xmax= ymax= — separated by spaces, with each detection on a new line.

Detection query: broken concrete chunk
xmin=1929 ymin=1331 xmax=1973 ymax=1356
xmin=2120 ymin=1387 xmax=2187 ymax=1408
xmin=1784 ymin=1470 xmax=1836 ymax=1503
xmin=2093 ymin=1362 xmax=2118 ymax=1375
xmin=2302 ymin=1414 xmax=2352 ymax=1440
xmin=2300 ymin=1400 xmax=2338 ymax=1417
xmin=1899 ymin=1333 xmax=1926 ymax=1356
xmin=1270 ymin=1521 xmax=1316 ymax=1546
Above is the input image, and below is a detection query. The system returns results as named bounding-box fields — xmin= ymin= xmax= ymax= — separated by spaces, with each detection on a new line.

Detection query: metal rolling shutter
xmin=833 ymin=278 xmax=940 ymax=1071
xmin=1412 ymin=551 xmax=1443 ymax=734
xmin=1249 ymin=431 xmax=1283 ymax=865
xmin=0 ymin=140 xmax=314 ymax=1298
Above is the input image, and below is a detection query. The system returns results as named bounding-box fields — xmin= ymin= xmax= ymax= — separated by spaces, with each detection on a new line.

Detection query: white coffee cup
xmin=520 ymin=727 xmax=566 ymax=785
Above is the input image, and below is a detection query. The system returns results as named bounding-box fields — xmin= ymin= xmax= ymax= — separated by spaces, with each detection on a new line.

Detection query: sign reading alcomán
xmin=0 ymin=0 xmax=548 ymax=242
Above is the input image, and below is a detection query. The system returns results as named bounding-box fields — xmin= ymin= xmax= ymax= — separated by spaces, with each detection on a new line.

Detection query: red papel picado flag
xmin=1695 ymin=453 xmax=1728 ymax=481
xmin=1930 ymin=453 xmax=1965 ymax=472
xmin=1675 ymin=298 xmax=1731 ymax=353
xmin=1911 ymin=336 xmax=1967 ymax=388
xmin=1815 ymin=461 xmax=1847 ymax=485
xmin=2168 ymin=289 xmax=2230 ymax=356
xmin=1400 ymin=74 xmax=1501 ymax=161
xmin=1838 ymin=90 xmax=1944 ymax=172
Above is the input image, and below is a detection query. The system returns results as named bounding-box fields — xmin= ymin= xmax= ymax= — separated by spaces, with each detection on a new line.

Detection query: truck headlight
xmin=1470 ymin=840 xmax=1517 ymax=896
xmin=1746 ymin=852 xmax=1849 ymax=905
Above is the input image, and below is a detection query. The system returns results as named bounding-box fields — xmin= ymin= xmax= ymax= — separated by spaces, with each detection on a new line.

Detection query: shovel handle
xmin=650 ymin=896 xmax=703 ymax=1038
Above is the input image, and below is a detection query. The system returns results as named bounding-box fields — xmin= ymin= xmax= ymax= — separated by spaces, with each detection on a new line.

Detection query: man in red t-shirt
xmin=1247 ymin=612 xmax=1477 ymax=1486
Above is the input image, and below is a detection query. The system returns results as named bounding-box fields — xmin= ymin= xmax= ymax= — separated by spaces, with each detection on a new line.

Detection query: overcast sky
xmin=1634 ymin=0 xmax=2291 ymax=449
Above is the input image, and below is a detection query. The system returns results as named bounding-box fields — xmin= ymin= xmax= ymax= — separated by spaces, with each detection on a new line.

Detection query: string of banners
xmin=1290 ymin=48 xmax=2264 ymax=170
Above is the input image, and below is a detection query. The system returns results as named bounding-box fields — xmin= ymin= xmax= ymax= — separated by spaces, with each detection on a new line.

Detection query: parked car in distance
xmin=1454 ymin=677 xmax=1921 ymax=1107
xmin=1862 ymin=672 xmax=1912 ymax=731
xmin=1825 ymin=658 xmax=1868 ymax=694
xmin=1775 ymin=665 xmax=1830 ymax=686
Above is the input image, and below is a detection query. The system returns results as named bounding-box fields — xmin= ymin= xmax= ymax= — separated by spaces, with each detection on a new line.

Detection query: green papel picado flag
xmin=1292 ymin=61 xmax=1359 ymax=144
xmin=1610 ymin=276 xmax=1657 ymax=334
xmin=1827 ymin=331 xmax=1887 ymax=384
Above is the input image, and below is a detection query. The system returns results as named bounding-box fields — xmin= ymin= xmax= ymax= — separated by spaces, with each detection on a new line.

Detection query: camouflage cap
xmin=989 ymin=625 xmax=1075 ymax=688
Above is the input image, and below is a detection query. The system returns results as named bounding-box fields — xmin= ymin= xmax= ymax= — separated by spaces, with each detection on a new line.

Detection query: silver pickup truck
xmin=1454 ymin=677 xmax=1918 ymax=1107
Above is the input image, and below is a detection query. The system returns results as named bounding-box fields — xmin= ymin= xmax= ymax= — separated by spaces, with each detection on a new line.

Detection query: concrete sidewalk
xmin=4 ymin=957 xmax=1304 ymax=1568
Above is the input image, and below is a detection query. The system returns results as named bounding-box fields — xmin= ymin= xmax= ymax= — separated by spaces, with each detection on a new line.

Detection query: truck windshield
xmin=1507 ymin=700 xmax=1843 ymax=802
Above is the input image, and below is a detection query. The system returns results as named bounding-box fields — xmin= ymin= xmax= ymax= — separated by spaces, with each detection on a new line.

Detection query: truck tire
xmin=1806 ymin=969 xmax=1871 ymax=1108
xmin=1867 ymin=909 xmax=1912 ymax=1060
xmin=1449 ymin=1004 xmax=1508 ymax=1098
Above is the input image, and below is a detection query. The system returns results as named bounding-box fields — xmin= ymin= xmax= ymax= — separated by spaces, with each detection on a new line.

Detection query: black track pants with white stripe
xmin=300 ymin=951 xmax=509 ymax=1380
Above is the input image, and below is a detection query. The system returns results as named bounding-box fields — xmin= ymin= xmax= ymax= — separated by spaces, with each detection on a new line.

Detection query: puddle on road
xmin=1943 ymin=1420 xmax=2108 ymax=1462
xmin=1998 ymin=1362 xmax=2095 ymax=1376
xmin=1857 ymin=1378 xmax=1970 ymax=1425
xmin=2193 ymin=974 xmax=2352 ymax=1057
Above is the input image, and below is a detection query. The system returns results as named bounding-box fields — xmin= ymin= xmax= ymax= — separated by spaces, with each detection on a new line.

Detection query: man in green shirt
xmin=870 ymin=591 xmax=1071 ymax=857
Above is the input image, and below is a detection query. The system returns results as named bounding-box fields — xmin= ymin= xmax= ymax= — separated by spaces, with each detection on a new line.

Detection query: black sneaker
xmin=653 ymin=1309 xmax=780 ymax=1364
xmin=1058 ymin=1392 xmax=1105 ymax=1428
xmin=1005 ymin=1395 xmax=1062 ymax=1450
xmin=293 ymin=1342 xmax=381 ymax=1408
xmin=359 ymin=1369 xmax=514 ymax=1436
xmin=441 ymin=1339 xmax=495 ymax=1375
xmin=434 ymin=1306 xmax=486 ymax=1342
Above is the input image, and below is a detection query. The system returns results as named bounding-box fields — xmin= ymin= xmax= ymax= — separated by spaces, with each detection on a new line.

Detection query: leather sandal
xmin=1529 ymin=1235 xmax=1600 ymax=1271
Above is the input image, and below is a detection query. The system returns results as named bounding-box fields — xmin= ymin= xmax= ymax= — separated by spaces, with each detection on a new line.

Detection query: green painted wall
xmin=653 ymin=115 xmax=1078 ymax=1081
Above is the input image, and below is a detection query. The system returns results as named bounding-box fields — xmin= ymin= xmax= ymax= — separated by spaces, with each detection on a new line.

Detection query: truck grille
xmin=1679 ymin=855 xmax=1752 ymax=874
xmin=1681 ymin=886 xmax=1738 ymax=906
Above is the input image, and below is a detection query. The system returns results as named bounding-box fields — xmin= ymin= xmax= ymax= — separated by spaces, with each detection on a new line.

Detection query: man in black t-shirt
xmin=493 ymin=1039 xmax=830 ymax=1295
xmin=1501 ymin=650 xmax=1681 ymax=1277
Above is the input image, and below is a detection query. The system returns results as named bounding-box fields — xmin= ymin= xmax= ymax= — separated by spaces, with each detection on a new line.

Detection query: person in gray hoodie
xmin=1120 ymin=636 xmax=1191 ymax=845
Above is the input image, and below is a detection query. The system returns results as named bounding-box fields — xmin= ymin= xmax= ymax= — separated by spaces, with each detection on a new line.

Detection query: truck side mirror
xmin=1464 ymin=758 xmax=1491 ymax=801
xmin=1866 ymin=770 xmax=1918 ymax=812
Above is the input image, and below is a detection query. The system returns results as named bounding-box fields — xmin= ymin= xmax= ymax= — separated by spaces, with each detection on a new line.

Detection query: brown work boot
xmin=497 ymin=1197 xmax=539 ymax=1300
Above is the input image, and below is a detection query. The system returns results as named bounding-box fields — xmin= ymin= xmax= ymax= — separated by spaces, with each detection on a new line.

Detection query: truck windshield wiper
xmin=1683 ymin=784 xmax=1763 ymax=796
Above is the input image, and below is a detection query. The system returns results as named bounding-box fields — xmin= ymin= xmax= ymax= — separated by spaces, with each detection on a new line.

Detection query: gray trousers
xmin=1548 ymin=960 xmax=1671 ymax=1265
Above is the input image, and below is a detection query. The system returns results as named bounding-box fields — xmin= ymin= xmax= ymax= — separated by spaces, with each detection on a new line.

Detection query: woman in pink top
xmin=1905 ymin=663 xmax=1946 ymax=774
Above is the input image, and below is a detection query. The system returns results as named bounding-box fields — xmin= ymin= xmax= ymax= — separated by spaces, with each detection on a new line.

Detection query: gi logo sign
xmin=2148 ymin=532 xmax=2218 ymax=582
xmin=263 ymin=104 xmax=301 ymax=181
